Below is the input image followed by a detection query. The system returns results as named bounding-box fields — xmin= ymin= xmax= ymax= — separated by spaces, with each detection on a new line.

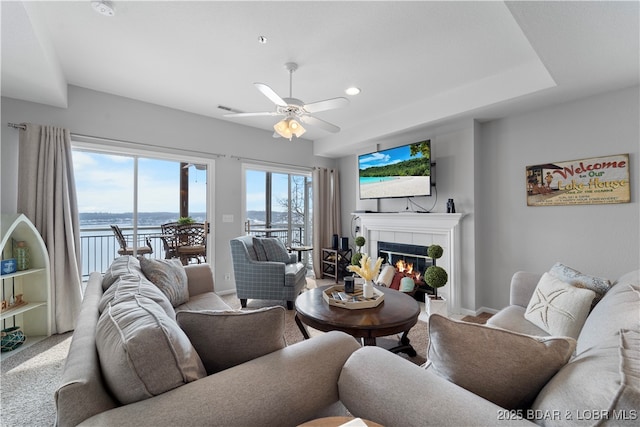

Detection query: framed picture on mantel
xmin=526 ymin=153 xmax=630 ymax=207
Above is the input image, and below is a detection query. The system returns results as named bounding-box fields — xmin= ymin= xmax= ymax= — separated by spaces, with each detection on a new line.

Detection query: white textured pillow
xmin=96 ymin=295 xmax=206 ymax=404
xmin=525 ymin=272 xmax=595 ymax=339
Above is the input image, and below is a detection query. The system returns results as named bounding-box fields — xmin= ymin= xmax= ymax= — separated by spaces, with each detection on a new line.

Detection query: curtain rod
xmin=7 ymin=122 xmax=26 ymax=130
xmin=229 ymin=155 xmax=313 ymax=172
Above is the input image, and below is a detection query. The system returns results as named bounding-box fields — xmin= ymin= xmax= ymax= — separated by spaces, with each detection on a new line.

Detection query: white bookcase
xmin=1 ymin=213 xmax=52 ymax=360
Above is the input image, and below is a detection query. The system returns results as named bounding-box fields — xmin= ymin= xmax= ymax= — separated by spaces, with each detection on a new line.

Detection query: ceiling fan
xmin=223 ymin=62 xmax=349 ymax=140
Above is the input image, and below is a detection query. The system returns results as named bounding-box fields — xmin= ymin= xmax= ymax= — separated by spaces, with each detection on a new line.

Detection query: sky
xmin=72 ymin=151 xmax=207 ymax=213
xmin=358 ymin=144 xmax=423 ymax=170
xmin=72 ymin=151 xmax=298 ymax=214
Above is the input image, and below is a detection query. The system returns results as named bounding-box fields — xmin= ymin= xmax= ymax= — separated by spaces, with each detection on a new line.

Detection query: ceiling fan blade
xmin=303 ymin=97 xmax=349 ymax=113
xmin=223 ymin=111 xmax=279 ymax=118
xmin=300 ymin=115 xmax=341 ymax=133
xmin=254 ymin=83 xmax=288 ymax=107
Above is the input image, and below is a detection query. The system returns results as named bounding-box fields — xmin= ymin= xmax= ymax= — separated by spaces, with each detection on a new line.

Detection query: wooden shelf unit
xmin=321 ymin=248 xmax=352 ymax=283
xmin=1 ymin=214 xmax=52 ymax=360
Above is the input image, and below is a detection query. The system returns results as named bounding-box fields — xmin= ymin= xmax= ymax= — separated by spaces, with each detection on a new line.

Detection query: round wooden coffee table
xmin=295 ymin=285 xmax=420 ymax=356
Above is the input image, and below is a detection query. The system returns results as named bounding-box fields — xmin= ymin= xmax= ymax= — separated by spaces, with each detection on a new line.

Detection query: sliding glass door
xmin=72 ymin=144 xmax=211 ymax=276
xmin=243 ymin=165 xmax=312 ymax=253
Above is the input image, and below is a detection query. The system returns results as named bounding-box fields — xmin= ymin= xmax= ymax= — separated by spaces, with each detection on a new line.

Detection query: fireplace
xmin=378 ymin=241 xmax=434 ymax=301
xmin=354 ymin=212 xmax=464 ymax=314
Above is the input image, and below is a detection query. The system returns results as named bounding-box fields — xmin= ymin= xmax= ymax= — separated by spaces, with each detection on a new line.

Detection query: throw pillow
xmin=549 ymin=262 xmax=612 ymax=308
xmin=96 ymin=295 xmax=206 ymax=404
xmin=101 ymin=255 xmax=144 ymax=290
xmin=532 ymin=330 xmax=640 ymax=427
xmin=252 ymin=237 xmax=268 ymax=261
xmin=258 ymin=237 xmax=292 ymax=263
xmin=377 ymin=265 xmax=396 ymax=287
xmin=427 ymin=314 xmax=576 ymax=410
xmin=176 ymin=306 xmax=286 ymax=374
xmin=98 ymin=274 xmax=175 ymax=319
xmin=140 ymin=257 xmax=189 ymax=307
xmin=525 ymin=272 xmax=595 ymax=339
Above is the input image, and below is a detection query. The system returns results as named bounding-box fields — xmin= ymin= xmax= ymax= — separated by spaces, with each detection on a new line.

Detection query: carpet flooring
xmin=0 ymin=282 xmax=490 ymax=427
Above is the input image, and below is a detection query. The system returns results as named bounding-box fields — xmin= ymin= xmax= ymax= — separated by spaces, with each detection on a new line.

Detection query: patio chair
xmin=175 ymin=222 xmax=208 ymax=265
xmin=110 ymin=225 xmax=153 ymax=256
xmin=160 ymin=221 xmax=180 ymax=259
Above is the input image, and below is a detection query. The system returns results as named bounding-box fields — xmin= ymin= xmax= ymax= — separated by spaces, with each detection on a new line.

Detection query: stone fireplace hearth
xmin=353 ymin=212 xmax=464 ymax=314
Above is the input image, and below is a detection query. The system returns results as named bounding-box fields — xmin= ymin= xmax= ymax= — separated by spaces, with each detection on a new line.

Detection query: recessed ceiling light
xmin=345 ymin=87 xmax=361 ymax=96
xmin=91 ymin=1 xmax=115 ymax=17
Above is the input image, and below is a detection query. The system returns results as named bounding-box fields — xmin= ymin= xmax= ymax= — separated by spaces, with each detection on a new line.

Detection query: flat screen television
xmin=358 ymin=140 xmax=432 ymax=199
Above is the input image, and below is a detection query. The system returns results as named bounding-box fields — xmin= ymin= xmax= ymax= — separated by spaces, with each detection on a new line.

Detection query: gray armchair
xmin=230 ymin=235 xmax=307 ymax=309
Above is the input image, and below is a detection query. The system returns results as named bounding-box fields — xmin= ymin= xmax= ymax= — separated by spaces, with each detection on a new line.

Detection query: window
xmin=71 ymin=141 xmax=212 ymax=276
xmin=243 ymin=165 xmax=312 ymax=251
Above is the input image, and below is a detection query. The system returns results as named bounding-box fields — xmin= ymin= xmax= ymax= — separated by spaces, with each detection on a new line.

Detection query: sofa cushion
xmin=96 ymin=295 xmax=206 ymax=404
xmin=486 ymin=305 xmax=549 ymax=337
xmin=101 ymin=256 xmax=144 ymax=290
xmin=252 ymin=237 xmax=269 ymax=261
xmin=549 ymin=262 xmax=612 ymax=308
xmin=427 ymin=314 xmax=576 ymax=410
xmin=140 ymin=257 xmax=189 ymax=307
xmin=98 ymin=274 xmax=175 ymax=319
xmin=577 ymin=270 xmax=640 ymax=354
xmin=532 ymin=329 xmax=640 ymax=427
xmin=258 ymin=237 xmax=291 ymax=263
xmin=175 ymin=291 xmax=231 ymax=312
xmin=284 ymin=262 xmax=306 ymax=287
xmin=525 ymin=272 xmax=595 ymax=339
xmin=176 ymin=306 xmax=286 ymax=374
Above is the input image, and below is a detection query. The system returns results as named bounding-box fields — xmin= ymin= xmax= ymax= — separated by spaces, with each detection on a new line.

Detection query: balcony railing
xmin=79 ymin=226 xmax=165 ymax=278
xmin=79 ymin=223 xmax=310 ymax=279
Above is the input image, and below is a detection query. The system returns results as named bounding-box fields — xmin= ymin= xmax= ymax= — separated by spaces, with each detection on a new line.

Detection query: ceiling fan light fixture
xmin=274 ymin=118 xmax=305 ymax=140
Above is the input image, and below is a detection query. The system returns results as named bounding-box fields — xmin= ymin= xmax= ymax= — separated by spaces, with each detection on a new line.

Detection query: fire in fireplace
xmin=377 ymin=241 xmax=434 ymax=301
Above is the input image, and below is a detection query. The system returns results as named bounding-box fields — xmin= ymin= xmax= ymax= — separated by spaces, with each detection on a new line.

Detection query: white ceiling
xmin=2 ymin=1 xmax=638 ymax=158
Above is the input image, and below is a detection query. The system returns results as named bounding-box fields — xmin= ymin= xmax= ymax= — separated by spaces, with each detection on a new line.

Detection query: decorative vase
xmin=15 ymin=241 xmax=30 ymax=271
xmin=363 ymin=280 xmax=374 ymax=299
xmin=1 ymin=326 xmax=26 ymax=352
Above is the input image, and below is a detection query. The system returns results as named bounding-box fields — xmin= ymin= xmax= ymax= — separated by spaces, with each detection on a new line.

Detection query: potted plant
xmin=424 ymin=244 xmax=448 ymax=316
xmin=351 ymin=236 xmax=366 ymax=266
xmin=178 ymin=216 xmax=195 ymax=225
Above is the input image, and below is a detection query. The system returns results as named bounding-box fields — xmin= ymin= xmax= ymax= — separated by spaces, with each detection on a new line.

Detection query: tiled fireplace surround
xmin=354 ymin=212 xmax=464 ymax=314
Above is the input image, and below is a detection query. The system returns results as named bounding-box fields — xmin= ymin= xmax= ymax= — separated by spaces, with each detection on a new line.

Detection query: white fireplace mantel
xmin=353 ymin=212 xmax=464 ymax=314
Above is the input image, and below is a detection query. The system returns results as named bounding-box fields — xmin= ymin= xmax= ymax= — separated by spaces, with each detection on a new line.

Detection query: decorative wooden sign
xmin=526 ymin=153 xmax=630 ymax=206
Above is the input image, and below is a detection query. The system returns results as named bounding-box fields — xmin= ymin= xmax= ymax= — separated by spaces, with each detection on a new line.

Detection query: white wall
xmin=340 ymin=86 xmax=639 ymax=313
xmin=339 ymin=124 xmax=478 ymax=313
xmin=476 ymin=86 xmax=639 ymax=310
xmin=1 ymin=85 xmax=335 ymax=293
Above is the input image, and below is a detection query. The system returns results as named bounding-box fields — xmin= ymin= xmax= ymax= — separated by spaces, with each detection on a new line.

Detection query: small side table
xmin=288 ymin=245 xmax=313 ymax=263
xmin=321 ymin=248 xmax=352 ymax=283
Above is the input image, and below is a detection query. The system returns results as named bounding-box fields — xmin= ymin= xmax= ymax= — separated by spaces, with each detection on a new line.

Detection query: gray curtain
xmin=17 ymin=123 xmax=82 ymax=334
xmin=312 ymin=168 xmax=342 ymax=278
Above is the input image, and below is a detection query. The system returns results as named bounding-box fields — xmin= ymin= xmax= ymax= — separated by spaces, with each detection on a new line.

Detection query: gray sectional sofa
xmin=56 ymin=256 xmax=638 ymax=426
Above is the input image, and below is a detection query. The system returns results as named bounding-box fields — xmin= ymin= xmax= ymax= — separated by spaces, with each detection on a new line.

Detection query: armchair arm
xmin=339 ymin=347 xmax=536 ymax=426
xmin=184 ymin=263 xmax=215 ymax=296
xmin=80 ymin=332 xmax=361 ymax=427
xmin=509 ymin=271 xmax=543 ymax=307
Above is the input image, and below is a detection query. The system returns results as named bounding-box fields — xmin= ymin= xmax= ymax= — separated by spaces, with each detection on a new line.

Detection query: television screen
xmin=358 ymin=140 xmax=431 ymax=199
